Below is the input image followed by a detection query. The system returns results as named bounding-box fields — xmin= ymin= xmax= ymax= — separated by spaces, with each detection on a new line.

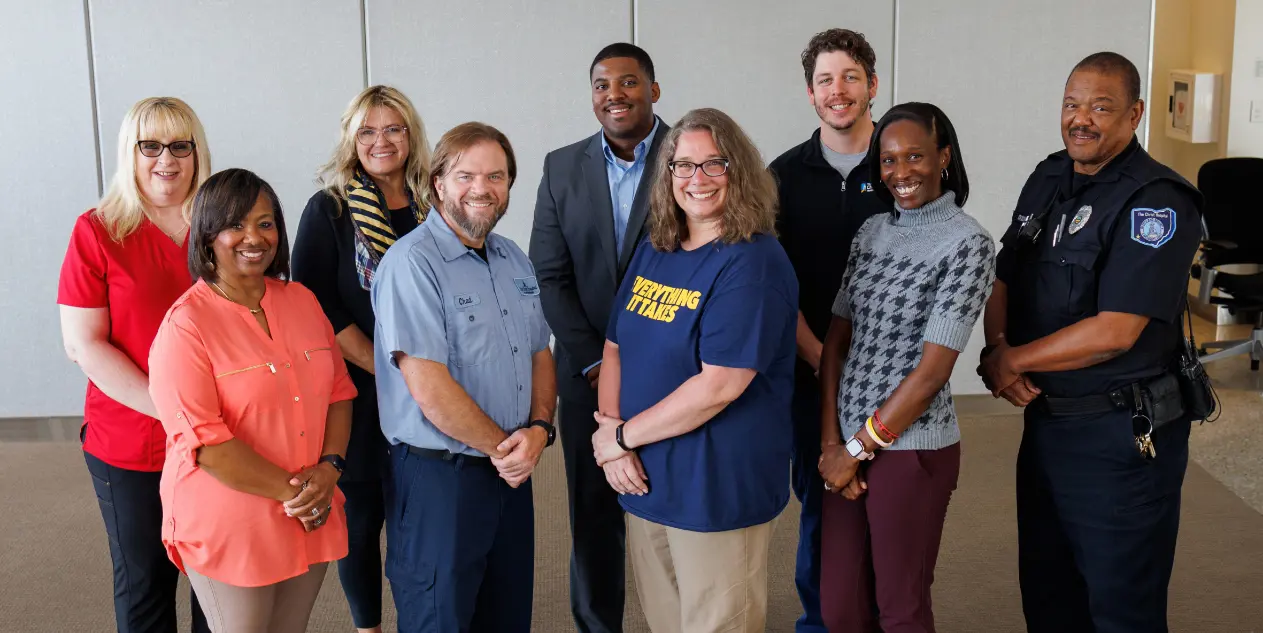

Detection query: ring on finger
xmin=824 ymin=481 xmax=834 ymax=492
xmin=311 ymin=507 xmax=320 ymax=517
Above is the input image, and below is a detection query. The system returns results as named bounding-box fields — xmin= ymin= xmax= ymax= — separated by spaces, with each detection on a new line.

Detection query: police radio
xmin=1176 ymin=299 xmax=1219 ymax=422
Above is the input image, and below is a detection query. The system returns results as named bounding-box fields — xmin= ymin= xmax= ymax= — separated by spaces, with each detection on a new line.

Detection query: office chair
xmin=1192 ymin=158 xmax=1263 ymax=370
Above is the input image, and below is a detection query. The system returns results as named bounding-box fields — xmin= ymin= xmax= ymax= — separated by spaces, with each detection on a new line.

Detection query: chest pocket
xmin=449 ymin=293 xmax=498 ymax=367
xmin=1037 ymin=241 xmax=1103 ymax=319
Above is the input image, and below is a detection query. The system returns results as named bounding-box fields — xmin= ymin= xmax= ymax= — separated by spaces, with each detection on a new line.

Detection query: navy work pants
xmin=1018 ymin=405 xmax=1189 ymax=633
xmin=386 ymin=444 xmax=534 ymax=633
xmin=790 ymin=383 xmax=827 ymax=633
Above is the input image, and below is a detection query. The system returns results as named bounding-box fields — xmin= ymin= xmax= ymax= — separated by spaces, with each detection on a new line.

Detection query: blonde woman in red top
xmin=57 ymin=96 xmax=212 ymax=633
xmin=149 ymin=168 xmax=356 ymax=633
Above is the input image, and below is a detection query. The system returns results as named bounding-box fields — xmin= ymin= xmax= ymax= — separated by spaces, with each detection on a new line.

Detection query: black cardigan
xmin=291 ymin=190 xmax=420 ymax=481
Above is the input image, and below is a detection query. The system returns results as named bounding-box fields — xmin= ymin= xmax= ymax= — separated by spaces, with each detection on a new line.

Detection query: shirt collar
xmin=601 ymin=117 xmax=661 ymax=166
xmin=424 ymin=207 xmax=501 ymax=263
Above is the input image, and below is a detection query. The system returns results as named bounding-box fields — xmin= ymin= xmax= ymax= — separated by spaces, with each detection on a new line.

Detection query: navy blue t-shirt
xmin=608 ymin=234 xmax=797 ymax=532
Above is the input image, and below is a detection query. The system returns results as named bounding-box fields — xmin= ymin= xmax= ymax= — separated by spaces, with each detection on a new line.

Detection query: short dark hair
xmin=188 ymin=168 xmax=290 ymax=282
xmin=867 ymin=102 xmax=970 ymax=207
xmin=1070 ymin=51 xmax=1141 ymax=104
xmin=429 ymin=122 xmax=517 ymax=204
xmin=801 ymin=28 xmax=877 ymax=87
xmin=590 ymin=42 xmax=655 ymax=82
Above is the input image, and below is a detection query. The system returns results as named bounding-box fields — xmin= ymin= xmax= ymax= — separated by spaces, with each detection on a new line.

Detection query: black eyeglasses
xmin=356 ymin=125 xmax=409 ymax=145
xmin=668 ymin=159 xmax=730 ymax=178
xmin=137 ymin=140 xmax=195 ymax=158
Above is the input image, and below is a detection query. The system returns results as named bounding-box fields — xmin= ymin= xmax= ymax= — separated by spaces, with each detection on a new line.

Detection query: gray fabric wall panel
xmin=89 ymin=0 xmax=366 ymax=237
xmin=1 ymin=1 xmax=100 ymax=416
xmin=365 ymin=0 xmax=633 ymax=250
xmin=895 ymin=0 xmax=1153 ymax=393
xmin=638 ymin=0 xmax=896 ymax=168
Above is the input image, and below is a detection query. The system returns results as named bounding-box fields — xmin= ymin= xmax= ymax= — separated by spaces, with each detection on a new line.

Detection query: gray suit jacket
xmin=529 ymin=118 xmax=669 ymax=399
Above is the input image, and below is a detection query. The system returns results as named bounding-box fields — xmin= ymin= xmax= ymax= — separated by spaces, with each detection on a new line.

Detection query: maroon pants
xmin=820 ymin=443 xmax=961 ymax=633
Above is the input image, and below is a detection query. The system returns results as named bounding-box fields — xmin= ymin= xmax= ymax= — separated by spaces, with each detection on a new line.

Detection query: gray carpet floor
xmin=2 ymin=411 xmax=1262 ymax=632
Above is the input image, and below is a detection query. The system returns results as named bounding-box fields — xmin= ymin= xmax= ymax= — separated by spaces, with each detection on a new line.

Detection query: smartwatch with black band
xmin=318 ymin=453 xmax=346 ymax=474
xmin=528 ymin=419 xmax=556 ymax=447
xmin=615 ymin=422 xmax=634 ymax=452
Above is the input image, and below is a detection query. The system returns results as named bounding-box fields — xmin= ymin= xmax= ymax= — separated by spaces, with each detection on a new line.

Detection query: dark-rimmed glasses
xmin=356 ymin=125 xmax=409 ymax=145
xmin=668 ymin=159 xmax=729 ymax=178
xmin=137 ymin=140 xmax=195 ymax=158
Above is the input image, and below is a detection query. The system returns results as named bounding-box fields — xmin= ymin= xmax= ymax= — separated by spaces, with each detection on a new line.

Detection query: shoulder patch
xmin=1130 ymin=208 xmax=1176 ymax=248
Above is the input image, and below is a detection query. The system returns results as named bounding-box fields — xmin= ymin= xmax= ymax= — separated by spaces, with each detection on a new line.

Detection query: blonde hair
xmin=648 ymin=108 xmax=778 ymax=251
xmin=316 ymin=85 xmax=432 ymax=212
xmin=95 ymin=97 xmax=211 ymax=242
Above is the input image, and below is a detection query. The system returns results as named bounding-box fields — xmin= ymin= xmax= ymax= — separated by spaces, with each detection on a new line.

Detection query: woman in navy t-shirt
xmin=591 ymin=108 xmax=798 ymax=633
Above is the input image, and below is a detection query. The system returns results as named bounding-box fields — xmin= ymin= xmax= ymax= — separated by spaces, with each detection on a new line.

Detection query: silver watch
xmin=845 ymin=436 xmax=875 ymax=461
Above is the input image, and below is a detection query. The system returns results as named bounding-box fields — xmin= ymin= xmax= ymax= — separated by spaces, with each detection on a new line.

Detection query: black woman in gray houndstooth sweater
xmin=816 ymin=102 xmax=995 ymax=632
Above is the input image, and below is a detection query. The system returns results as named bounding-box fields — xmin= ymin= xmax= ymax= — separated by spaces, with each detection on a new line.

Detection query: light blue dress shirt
xmin=587 ymin=120 xmax=660 ymax=377
xmin=371 ymin=210 xmax=552 ymax=456
xmin=601 ymin=118 xmax=661 ymax=255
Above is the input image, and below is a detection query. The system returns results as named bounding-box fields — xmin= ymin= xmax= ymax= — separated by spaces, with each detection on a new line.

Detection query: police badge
xmin=1067 ymin=205 xmax=1092 ymax=235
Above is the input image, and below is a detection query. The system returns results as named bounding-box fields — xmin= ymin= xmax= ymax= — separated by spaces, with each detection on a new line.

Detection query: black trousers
xmin=1017 ymin=406 xmax=1190 ymax=633
xmin=337 ymin=478 xmax=387 ymax=628
xmin=83 ymin=450 xmax=210 ymax=633
xmin=559 ymin=394 xmax=625 ymax=633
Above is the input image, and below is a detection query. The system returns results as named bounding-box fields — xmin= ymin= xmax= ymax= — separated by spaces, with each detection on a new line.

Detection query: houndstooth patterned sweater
xmin=832 ymin=192 xmax=995 ymax=451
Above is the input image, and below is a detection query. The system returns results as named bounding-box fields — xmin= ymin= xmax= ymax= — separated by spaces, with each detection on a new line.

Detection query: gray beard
xmin=442 ymin=195 xmax=507 ymax=241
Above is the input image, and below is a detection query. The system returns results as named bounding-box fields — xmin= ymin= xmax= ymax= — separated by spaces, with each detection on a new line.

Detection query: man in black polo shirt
xmin=768 ymin=28 xmax=888 ymax=633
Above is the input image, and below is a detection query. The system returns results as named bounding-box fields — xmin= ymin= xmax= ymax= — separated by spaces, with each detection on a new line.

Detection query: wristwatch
xmin=845 ymin=436 xmax=875 ymax=461
xmin=528 ymin=419 xmax=557 ymax=447
xmin=318 ymin=454 xmax=347 ymax=473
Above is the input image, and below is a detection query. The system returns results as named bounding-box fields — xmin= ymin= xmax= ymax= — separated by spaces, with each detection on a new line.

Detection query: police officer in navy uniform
xmin=979 ymin=52 xmax=1202 ymax=633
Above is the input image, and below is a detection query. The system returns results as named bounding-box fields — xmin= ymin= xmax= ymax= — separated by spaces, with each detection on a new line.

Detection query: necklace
xmin=210 ymin=281 xmax=264 ymax=314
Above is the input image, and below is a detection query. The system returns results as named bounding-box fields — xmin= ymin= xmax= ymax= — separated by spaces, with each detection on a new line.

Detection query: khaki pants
xmin=185 ymin=563 xmax=327 ymax=633
xmin=628 ymin=513 xmax=774 ymax=633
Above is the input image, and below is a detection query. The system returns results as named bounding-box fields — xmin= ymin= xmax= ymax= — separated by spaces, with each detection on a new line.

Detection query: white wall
xmin=0 ymin=1 xmax=100 ymax=417
xmin=1228 ymin=0 xmax=1263 ymax=158
xmin=2 ymin=0 xmax=1158 ymax=416
xmin=896 ymin=0 xmax=1153 ymax=393
xmin=639 ymin=0 xmax=894 ymax=164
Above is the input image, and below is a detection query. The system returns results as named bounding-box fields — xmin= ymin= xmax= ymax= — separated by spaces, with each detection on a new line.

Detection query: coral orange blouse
xmin=149 ymin=278 xmax=357 ymax=587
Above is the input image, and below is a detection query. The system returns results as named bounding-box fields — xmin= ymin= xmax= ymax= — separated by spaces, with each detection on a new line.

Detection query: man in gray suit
xmin=529 ymin=42 xmax=667 ymax=633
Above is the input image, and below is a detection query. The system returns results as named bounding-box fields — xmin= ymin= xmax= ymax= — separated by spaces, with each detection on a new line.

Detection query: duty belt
xmin=1038 ymin=388 xmax=1135 ymax=416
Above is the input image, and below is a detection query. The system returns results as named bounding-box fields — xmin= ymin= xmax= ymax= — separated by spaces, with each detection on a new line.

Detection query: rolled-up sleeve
xmin=372 ymin=250 xmax=449 ymax=369
xmin=148 ymin=316 xmax=234 ymax=464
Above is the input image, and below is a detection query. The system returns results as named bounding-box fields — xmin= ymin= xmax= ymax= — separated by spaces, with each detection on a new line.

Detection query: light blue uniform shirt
xmin=601 ymin=118 xmax=660 ymax=254
xmin=372 ymin=210 xmax=552 ymax=456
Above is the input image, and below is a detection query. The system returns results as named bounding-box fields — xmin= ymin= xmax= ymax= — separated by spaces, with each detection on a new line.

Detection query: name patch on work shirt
xmin=1131 ymin=208 xmax=1176 ymax=248
xmin=513 ymin=276 xmax=540 ymax=296
xmin=624 ymin=275 xmax=703 ymax=323
xmin=453 ymin=293 xmax=481 ymax=309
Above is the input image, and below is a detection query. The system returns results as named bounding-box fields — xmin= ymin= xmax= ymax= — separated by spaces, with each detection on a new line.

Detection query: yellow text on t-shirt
xmin=625 ymin=275 xmax=702 ymax=323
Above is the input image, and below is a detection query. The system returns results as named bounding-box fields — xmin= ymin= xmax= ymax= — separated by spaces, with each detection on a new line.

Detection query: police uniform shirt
xmin=371 ymin=209 xmax=552 ymax=455
xmin=997 ymin=138 xmax=1201 ymax=398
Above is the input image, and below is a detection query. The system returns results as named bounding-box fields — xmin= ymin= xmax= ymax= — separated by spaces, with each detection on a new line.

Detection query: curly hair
xmin=801 ymin=28 xmax=877 ymax=87
xmin=647 ymin=108 xmax=778 ymax=251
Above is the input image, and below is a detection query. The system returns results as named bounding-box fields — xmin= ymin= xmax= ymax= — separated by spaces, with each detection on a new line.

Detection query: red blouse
xmin=57 ymin=210 xmax=193 ymax=471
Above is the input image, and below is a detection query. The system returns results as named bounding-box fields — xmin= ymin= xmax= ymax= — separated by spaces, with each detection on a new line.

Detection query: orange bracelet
xmin=874 ymin=409 xmax=899 ymax=440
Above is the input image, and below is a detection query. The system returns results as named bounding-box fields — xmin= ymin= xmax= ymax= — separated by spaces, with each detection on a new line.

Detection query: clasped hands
xmin=977 ymin=342 xmax=1041 ymax=407
xmin=283 ymin=462 xmax=339 ymax=533
xmin=818 ymin=442 xmax=867 ymax=501
xmin=591 ymin=411 xmax=649 ymax=497
xmin=489 ymin=425 xmax=549 ymax=488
